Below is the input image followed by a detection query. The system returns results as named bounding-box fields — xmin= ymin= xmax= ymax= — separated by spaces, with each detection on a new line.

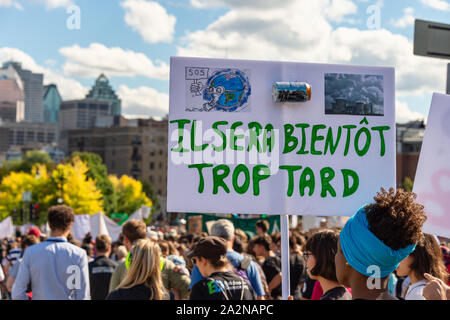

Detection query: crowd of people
xmin=0 ymin=187 xmax=449 ymax=300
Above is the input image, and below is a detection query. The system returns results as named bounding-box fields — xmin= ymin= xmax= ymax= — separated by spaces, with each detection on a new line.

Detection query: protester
xmin=189 ymin=236 xmax=256 ymax=300
xmin=89 ymin=235 xmax=117 ymax=300
xmin=252 ymin=234 xmax=282 ymax=299
xmin=12 ymin=205 xmax=90 ymax=300
xmin=289 ymin=234 xmax=307 ymax=300
xmin=109 ymin=219 xmax=190 ymax=299
xmin=6 ymin=235 xmax=40 ymax=294
xmin=335 ymin=188 xmax=427 ymax=300
xmin=255 ymin=220 xmax=269 ymax=237
xmin=305 ymin=230 xmax=351 ymax=300
xmin=188 ymin=219 xmax=266 ymax=299
xmin=396 ymin=233 xmax=449 ymax=300
xmin=422 ymin=273 xmax=450 ymax=300
xmin=115 ymin=246 xmax=128 ymax=262
xmin=2 ymin=240 xmax=21 ymax=276
xmin=107 ymin=238 xmax=167 ymax=300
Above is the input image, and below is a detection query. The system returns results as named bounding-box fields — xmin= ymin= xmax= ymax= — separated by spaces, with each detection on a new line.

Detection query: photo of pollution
xmin=325 ymin=73 xmax=384 ymax=116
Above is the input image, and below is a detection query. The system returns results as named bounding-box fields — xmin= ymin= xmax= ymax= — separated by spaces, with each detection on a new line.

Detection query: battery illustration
xmin=272 ymin=82 xmax=311 ymax=102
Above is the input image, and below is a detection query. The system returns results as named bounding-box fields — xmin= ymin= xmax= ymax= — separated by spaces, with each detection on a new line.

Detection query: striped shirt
xmin=5 ymin=248 xmax=22 ymax=266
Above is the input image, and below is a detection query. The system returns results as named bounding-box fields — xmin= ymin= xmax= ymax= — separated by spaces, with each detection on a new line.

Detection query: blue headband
xmin=340 ymin=207 xmax=416 ymax=278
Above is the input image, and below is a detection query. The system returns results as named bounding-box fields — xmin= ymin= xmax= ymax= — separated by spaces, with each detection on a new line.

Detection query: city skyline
xmin=0 ymin=0 xmax=449 ymax=122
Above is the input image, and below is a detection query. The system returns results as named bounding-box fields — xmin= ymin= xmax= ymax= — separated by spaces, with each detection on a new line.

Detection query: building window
xmin=37 ymin=132 xmax=45 ymax=142
xmin=16 ymin=131 xmax=24 ymax=145
xmin=150 ymin=150 xmax=155 ymax=156
xmin=158 ymin=176 xmax=162 ymax=182
xmin=149 ymin=176 xmax=153 ymax=183
xmin=150 ymin=162 xmax=154 ymax=170
xmin=159 ymin=149 xmax=163 ymax=156
xmin=47 ymin=132 xmax=55 ymax=143
xmin=79 ymin=103 xmax=87 ymax=109
xmin=89 ymin=104 xmax=97 ymax=110
xmin=26 ymin=131 xmax=35 ymax=142
xmin=100 ymin=104 xmax=108 ymax=111
xmin=159 ymin=162 xmax=163 ymax=169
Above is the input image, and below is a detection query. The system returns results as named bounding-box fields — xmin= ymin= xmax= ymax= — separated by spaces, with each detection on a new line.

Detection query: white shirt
xmin=404 ymin=279 xmax=428 ymax=300
xmin=12 ymin=237 xmax=90 ymax=300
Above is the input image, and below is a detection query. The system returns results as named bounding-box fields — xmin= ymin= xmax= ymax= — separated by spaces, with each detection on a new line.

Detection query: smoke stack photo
xmin=325 ymin=73 xmax=384 ymax=116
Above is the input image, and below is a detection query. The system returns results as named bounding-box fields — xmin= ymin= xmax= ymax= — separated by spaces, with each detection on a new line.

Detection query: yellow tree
xmin=52 ymin=157 xmax=103 ymax=215
xmin=109 ymin=174 xmax=152 ymax=215
xmin=0 ymin=164 xmax=52 ymax=223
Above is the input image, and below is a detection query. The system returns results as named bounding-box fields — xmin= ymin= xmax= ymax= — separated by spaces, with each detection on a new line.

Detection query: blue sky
xmin=0 ymin=0 xmax=448 ymax=120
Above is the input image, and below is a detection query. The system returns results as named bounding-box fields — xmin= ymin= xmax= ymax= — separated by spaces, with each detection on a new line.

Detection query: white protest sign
xmin=71 ymin=213 xmax=123 ymax=242
xmin=413 ymin=93 xmax=450 ymax=238
xmin=168 ymin=57 xmax=395 ymax=216
xmin=72 ymin=214 xmax=91 ymax=241
xmin=0 ymin=216 xmax=14 ymax=239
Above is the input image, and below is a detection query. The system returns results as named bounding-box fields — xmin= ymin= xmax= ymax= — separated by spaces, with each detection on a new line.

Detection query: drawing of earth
xmin=203 ymin=69 xmax=251 ymax=112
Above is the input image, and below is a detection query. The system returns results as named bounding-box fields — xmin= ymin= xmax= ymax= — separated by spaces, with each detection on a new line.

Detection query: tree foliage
xmin=402 ymin=176 xmax=414 ymax=192
xmin=109 ymin=175 xmax=152 ymax=215
xmin=52 ymin=157 xmax=104 ymax=215
xmin=70 ymin=152 xmax=117 ymax=215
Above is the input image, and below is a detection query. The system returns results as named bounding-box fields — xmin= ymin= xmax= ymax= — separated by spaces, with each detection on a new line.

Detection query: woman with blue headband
xmin=335 ymin=188 xmax=427 ymax=300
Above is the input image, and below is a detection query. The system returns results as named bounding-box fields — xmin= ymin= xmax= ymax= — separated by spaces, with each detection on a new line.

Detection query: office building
xmin=43 ymin=84 xmax=62 ymax=124
xmin=85 ymin=74 xmax=121 ymax=116
xmin=1 ymin=61 xmax=44 ymax=123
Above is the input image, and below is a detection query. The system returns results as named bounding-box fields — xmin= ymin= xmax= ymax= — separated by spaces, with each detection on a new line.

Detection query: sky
xmin=0 ymin=0 xmax=448 ymax=122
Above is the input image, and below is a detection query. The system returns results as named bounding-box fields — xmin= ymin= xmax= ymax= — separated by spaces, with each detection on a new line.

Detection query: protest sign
xmin=413 ymin=93 xmax=450 ymax=238
xmin=168 ymin=57 xmax=395 ymax=216
xmin=0 ymin=216 xmax=14 ymax=239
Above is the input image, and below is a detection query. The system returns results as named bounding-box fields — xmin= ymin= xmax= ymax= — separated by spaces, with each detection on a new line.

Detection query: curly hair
xmin=365 ymin=188 xmax=427 ymax=250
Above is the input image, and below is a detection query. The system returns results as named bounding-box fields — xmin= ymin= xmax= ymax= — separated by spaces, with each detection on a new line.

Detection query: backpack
xmin=232 ymin=256 xmax=252 ymax=284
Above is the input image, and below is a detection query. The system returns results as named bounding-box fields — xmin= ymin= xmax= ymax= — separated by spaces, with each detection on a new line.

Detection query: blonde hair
xmin=116 ymin=245 xmax=128 ymax=261
xmin=117 ymin=238 xmax=166 ymax=300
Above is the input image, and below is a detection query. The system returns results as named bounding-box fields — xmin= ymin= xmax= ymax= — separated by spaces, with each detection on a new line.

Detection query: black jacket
xmin=107 ymin=283 xmax=152 ymax=300
xmin=88 ymin=256 xmax=117 ymax=300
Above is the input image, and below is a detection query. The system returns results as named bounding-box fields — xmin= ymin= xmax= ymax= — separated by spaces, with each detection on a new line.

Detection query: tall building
xmin=43 ymin=84 xmax=62 ymax=124
xmin=67 ymin=118 xmax=168 ymax=197
xmin=85 ymin=74 xmax=121 ymax=116
xmin=58 ymin=99 xmax=112 ymax=152
xmin=0 ymin=77 xmax=25 ymax=122
xmin=1 ymin=62 xmax=44 ymax=123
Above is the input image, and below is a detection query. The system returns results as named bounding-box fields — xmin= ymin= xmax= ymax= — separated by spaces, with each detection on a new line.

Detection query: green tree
xmin=109 ymin=175 xmax=152 ymax=215
xmin=71 ymin=152 xmax=117 ymax=215
xmin=402 ymin=177 xmax=414 ymax=192
xmin=0 ymin=150 xmax=53 ymax=180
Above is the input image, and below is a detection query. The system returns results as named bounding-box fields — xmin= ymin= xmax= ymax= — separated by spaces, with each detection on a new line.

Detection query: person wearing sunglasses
xmin=304 ymin=229 xmax=351 ymax=300
xmin=107 ymin=238 xmax=168 ymax=300
xmin=188 ymin=236 xmax=256 ymax=300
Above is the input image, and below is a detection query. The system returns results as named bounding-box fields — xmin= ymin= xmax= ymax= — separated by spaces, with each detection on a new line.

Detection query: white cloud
xmin=390 ymin=7 xmax=415 ymax=28
xmin=0 ymin=47 xmax=87 ymax=100
xmin=35 ymin=0 xmax=73 ymax=9
xmin=0 ymin=0 xmax=23 ymax=10
xmin=177 ymin=0 xmax=446 ymax=98
xmin=121 ymin=0 xmax=176 ymax=43
xmin=118 ymin=85 xmax=169 ymax=118
xmin=396 ymin=100 xmax=425 ymax=124
xmin=59 ymin=43 xmax=169 ymax=80
xmin=420 ymin=0 xmax=450 ymax=11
